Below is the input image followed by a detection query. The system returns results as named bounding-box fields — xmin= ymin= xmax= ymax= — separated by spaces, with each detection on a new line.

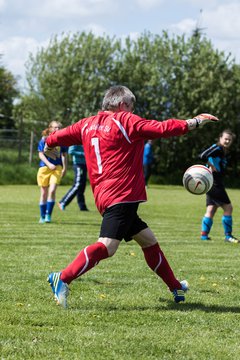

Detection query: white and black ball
xmin=183 ymin=165 xmax=213 ymax=195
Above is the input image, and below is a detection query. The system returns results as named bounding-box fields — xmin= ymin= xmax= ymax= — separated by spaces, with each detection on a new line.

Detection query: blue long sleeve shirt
xmin=68 ymin=145 xmax=86 ymax=165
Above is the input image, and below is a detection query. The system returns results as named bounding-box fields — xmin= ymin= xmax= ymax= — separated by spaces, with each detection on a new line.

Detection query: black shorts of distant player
xmin=100 ymin=203 xmax=148 ymax=241
xmin=206 ymin=184 xmax=231 ymax=207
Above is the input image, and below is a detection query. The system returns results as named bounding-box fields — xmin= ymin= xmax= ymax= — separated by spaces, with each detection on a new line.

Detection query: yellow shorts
xmin=37 ymin=165 xmax=62 ymax=187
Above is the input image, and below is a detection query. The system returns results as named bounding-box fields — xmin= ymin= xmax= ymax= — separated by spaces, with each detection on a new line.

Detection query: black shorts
xmin=100 ymin=203 xmax=148 ymax=242
xmin=206 ymin=185 xmax=231 ymax=206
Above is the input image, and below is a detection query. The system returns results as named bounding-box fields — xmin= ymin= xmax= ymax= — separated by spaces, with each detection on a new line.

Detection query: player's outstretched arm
xmin=186 ymin=113 xmax=219 ymax=130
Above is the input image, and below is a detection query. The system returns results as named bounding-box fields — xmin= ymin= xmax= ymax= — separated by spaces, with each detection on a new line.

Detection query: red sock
xmin=60 ymin=242 xmax=109 ymax=284
xmin=142 ymin=243 xmax=181 ymax=291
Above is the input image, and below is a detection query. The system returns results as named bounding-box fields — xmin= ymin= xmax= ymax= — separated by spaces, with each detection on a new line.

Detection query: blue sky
xmin=0 ymin=0 xmax=240 ymax=90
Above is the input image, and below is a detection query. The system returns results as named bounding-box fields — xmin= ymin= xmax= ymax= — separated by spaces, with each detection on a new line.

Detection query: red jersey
xmin=46 ymin=111 xmax=188 ymax=214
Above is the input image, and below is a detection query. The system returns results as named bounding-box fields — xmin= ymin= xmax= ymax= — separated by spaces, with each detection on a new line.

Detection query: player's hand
xmin=48 ymin=163 xmax=56 ymax=170
xmin=208 ymin=163 xmax=217 ymax=172
xmin=61 ymin=168 xmax=66 ymax=178
xmin=186 ymin=113 xmax=219 ymax=130
xmin=44 ymin=143 xmax=58 ymax=160
xmin=194 ymin=113 xmax=219 ymax=127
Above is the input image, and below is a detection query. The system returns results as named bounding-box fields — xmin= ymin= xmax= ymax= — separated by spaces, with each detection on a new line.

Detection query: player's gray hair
xmin=102 ymin=85 xmax=136 ymax=111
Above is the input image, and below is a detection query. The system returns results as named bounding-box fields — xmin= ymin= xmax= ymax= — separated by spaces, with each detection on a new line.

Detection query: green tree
xmin=115 ymin=31 xmax=240 ymax=180
xmin=22 ymin=32 xmax=121 ymax=131
xmin=0 ymin=59 xmax=18 ymax=129
xmin=20 ymin=31 xmax=240 ymax=183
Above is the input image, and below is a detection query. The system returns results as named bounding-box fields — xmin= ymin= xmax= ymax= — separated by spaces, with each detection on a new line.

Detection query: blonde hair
xmin=42 ymin=121 xmax=62 ymax=137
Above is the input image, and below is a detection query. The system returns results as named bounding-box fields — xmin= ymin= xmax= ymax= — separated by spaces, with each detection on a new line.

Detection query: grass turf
xmin=1 ymin=185 xmax=240 ymax=359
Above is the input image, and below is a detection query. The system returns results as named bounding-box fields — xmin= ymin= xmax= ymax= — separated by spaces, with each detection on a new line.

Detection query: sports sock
xmin=201 ymin=216 xmax=213 ymax=238
xmin=46 ymin=200 xmax=55 ymax=216
xmin=39 ymin=203 xmax=47 ymax=218
xmin=60 ymin=242 xmax=109 ymax=284
xmin=142 ymin=243 xmax=181 ymax=291
xmin=222 ymin=215 xmax=232 ymax=237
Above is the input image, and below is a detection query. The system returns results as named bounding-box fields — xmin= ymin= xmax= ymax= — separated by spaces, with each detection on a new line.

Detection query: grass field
xmin=1 ymin=184 xmax=240 ymax=360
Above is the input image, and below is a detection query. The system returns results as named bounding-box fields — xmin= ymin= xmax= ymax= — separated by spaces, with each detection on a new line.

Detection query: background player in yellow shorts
xmin=37 ymin=121 xmax=68 ymax=223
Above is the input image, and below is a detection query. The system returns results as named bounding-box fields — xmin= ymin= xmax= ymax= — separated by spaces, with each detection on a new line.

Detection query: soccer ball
xmin=183 ymin=165 xmax=213 ymax=195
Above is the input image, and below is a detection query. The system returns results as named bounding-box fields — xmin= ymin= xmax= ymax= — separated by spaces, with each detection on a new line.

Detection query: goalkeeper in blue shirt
xmin=199 ymin=129 xmax=239 ymax=243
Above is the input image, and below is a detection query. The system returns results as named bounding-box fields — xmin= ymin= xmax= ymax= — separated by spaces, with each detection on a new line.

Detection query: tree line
xmin=1 ymin=30 xmax=240 ymax=184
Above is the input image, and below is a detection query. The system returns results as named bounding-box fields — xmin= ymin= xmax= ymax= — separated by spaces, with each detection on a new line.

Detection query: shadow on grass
xmin=163 ymin=300 xmax=240 ymax=314
xmin=96 ymin=302 xmax=240 ymax=314
xmin=75 ymin=279 xmax=240 ymax=313
xmin=67 ymin=301 xmax=240 ymax=314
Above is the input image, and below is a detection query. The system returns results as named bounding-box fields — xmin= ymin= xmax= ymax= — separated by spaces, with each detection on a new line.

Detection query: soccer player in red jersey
xmin=45 ymin=85 xmax=219 ymax=308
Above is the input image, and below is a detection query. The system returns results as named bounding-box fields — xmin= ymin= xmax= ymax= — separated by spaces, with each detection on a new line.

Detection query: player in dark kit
xmin=200 ymin=129 xmax=239 ymax=243
xmin=44 ymin=85 xmax=219 ymax=308
xmin=58 ymin=145 xmax=88 ymax=211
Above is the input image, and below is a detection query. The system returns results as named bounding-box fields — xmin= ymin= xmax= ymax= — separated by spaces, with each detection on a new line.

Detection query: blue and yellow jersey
xmin=38 ymin=137 xmax=68 ymax=168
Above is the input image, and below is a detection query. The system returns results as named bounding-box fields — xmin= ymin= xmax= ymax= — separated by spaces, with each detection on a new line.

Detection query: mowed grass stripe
xmin=1 ymin=185 xmax=240 ymax=360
